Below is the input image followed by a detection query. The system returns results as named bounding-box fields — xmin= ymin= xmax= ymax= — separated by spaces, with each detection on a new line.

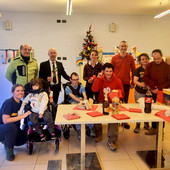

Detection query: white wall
xmin=0 ymin=64 xmax=12 ymax=107
xmin=0 ymin=11 xmax=170 ymax=105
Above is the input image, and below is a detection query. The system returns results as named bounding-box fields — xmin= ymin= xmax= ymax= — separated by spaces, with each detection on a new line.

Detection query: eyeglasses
xmin=71 ymin=79 xmax=79 ymax=81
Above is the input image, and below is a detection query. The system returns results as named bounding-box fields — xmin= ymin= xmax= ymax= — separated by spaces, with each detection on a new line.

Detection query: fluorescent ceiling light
xmin=66 ymin=0 xmax=72 ymax=15
xmin=154 ymin=9 xmax=170 ymax=18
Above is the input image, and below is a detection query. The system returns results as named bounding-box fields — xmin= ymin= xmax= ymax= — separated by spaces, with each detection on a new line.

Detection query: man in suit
xmin=39 ymin=48 xmax=70 ymax=105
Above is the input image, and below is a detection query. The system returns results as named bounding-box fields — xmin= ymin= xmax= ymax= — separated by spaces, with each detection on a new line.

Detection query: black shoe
xmin=5 ymin=146 xmax=15 ymax=161
xmin=123 ymin=123 xmax=130 ymax=129
xmin=145 ymin=128 xmax=156 ymax=135
xmin=134 ymin=123 xmax=140 ymax=133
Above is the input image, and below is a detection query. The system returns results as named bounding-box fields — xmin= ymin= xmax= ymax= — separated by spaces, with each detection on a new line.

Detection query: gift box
xmin=163 ymin=89 xmax=170 ymax=106
xmin=156 ymin=90 xmax=165 ymax=104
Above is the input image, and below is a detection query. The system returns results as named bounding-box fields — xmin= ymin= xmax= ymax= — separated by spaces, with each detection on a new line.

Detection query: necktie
xmin=52 ymin=62 xmax=56 ymax=84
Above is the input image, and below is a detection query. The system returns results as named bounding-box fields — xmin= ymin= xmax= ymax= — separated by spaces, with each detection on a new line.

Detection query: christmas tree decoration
xmin=79 ymin=25 xmax=97 ymax=60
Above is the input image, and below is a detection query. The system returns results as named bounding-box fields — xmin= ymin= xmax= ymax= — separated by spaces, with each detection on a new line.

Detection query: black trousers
xmin=50 ymin=84 xmax=61 ymax=104
xmin=0 ymin=123 xmax=27 ymax=148
xmin=152 ymin=93 xmax=158 ymax=129
xmin=123 ymin=84 xmax=130 ymax=103
xmin=85 ymin=86 xmax=99 ymax=102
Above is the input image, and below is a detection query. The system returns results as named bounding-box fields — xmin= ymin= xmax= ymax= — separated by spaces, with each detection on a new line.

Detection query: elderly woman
xmin=0 ymin=84 xmax=31 ymax=161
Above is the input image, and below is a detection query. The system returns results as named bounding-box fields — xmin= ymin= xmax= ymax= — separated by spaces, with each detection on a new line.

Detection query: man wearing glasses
xmin=5 ymin=44 xmax=38 ymax=87
xmin=65 ymin=72 xmax=87 ymax=104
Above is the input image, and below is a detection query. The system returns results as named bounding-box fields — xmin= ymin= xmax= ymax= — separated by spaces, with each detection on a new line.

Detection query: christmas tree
xmin=79 ymin=25 xmax=97 ymax=60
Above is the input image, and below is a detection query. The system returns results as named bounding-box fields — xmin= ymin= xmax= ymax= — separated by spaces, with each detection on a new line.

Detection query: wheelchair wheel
xmin=27 ymin=142 xmax=33 ymax=155
xmin=55 ymin=138 xmax=59 ymax=151
xmin=86 ymin=128 xmax=91 ymax=137
xmin=63 ymin=130 xmax=70 ymax=139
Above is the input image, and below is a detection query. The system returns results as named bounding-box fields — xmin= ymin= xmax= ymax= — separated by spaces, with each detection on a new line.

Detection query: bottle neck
xmin=105 ymin=90 xmax=108 ymax=101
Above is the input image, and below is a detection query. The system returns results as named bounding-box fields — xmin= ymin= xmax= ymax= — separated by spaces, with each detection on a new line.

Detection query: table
xmin=55 ymin=103 xmax=164 ymax=170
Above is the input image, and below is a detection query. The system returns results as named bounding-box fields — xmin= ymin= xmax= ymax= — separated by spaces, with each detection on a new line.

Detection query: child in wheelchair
xmin=18 ymin=78 xmax=57 ymax=142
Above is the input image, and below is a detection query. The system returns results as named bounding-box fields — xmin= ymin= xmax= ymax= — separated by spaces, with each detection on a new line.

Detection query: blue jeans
xmin=134 ymin=90 xmax=145 ymax=103
xmin=75 ymin=124 xmax=93 ymax=132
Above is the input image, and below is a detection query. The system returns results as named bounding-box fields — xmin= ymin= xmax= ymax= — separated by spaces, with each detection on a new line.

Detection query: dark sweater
xmin=143 ymin=60 xmax=170 ymax=90
xmin=83 ymin=62 xmax=102 ymax=88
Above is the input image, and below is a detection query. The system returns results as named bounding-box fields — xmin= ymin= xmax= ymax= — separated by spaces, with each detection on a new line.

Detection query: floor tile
xmin=0 ymin=165 xmax=35 ymax=170
xmin=132 ymin=159 xmax=150 ymax=170
xmin=102 ymin=159 xmax=138 ymax=170
xmin=0 ymin=149 xmax=6 ymax=167
xmin=34 ymin=163 xmax=48 ymax=170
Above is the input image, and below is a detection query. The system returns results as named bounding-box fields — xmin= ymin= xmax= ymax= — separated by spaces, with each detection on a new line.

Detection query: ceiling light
xmin=154 ymin=9 xmax=170 ymax=18
xmin=66 ymin=0 xmax=72 ymax=15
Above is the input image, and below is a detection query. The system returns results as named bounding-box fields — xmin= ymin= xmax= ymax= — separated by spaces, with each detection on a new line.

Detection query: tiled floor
xmin=0 ymin=122 xmax=170 ymax=170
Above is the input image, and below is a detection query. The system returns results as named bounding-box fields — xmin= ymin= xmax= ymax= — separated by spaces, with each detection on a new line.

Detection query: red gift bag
xmin=109 ymin=90 xmax=123 ymax=100
xmin=156 ymin=91 xmax=165 ymax=104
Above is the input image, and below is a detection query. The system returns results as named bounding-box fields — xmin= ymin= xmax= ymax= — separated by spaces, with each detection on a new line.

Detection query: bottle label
xmin=104 ymin=107 xmax=109 ymax=113
xmin=112 ymin=102 xmax=119 ymax=113
xmin=145 ymin=97 xmax=152 ymax=103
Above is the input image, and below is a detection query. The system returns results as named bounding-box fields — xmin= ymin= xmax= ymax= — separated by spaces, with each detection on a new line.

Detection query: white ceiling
xmin=0 ymin=0 xmax=170 ymax=16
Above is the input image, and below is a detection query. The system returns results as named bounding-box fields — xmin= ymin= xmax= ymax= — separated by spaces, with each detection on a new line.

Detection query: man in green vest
xmin=5 ymin=44 xmax=38 ymax=87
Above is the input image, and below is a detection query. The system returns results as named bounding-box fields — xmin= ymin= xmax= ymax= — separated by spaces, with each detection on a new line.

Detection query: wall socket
xmin=56 ymin=19 xmax=67 ymax=23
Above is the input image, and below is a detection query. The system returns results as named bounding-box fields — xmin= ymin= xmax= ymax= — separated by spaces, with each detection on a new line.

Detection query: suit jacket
xmin=39 ymin=60 xmax=70 ymax=91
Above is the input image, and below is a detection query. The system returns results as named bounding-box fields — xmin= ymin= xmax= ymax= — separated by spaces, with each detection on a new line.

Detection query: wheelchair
xmin=26 ymin=117 xmax=61 ymax=155
xmin=60 ymin=83 xmax=93 ymax=139
xmin=23 ymin=80 xmax=61 ymax=155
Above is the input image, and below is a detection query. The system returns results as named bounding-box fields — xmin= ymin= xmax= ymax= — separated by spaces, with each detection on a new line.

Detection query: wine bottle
xmin=103 ymin=89 xmax=109 ymax=115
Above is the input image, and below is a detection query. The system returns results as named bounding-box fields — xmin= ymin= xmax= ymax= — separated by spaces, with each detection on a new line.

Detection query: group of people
xmin=0 ymin=41 xmax=170 ymax=161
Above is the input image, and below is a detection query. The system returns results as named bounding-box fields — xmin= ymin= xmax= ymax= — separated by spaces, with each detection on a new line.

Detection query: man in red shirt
xmin=144 ymin=49 xmax=170 ymax=135
xmin=111 ymin=41 xmax=136 ymax=129
xmin=92 ymin=63 xmax=124 ymax=151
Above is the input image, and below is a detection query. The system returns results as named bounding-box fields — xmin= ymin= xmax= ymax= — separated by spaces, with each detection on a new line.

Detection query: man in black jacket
xmin=39 ymin=48 xmax=70 ymax=104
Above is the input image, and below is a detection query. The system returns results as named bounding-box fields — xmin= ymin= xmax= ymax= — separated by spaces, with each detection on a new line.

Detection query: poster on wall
xmin=0 ymin=50 xmax=6 ymax=64
xmin=76 ymin=57 xmax=83 ymax=66
xmin=102 ymin=52 xmax=115 ymax=64
xmin=6 ymin=50 xmax=13 ymax=64
xmin=0 ymin=49 xmax=19 ymax=64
